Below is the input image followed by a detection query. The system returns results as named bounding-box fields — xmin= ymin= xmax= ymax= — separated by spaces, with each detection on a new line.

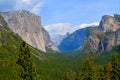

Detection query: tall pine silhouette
xmin=110 ymin=52 xmax=120 ymax=80
xmin=16 ymin=41 xmax=37 ymax=80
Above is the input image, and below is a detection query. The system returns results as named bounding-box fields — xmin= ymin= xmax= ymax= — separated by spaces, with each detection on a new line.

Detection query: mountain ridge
xmin=0 ymin=10 xmax=58 ymax=52
xmin=58 ymin=14 xmax=120 ymax=53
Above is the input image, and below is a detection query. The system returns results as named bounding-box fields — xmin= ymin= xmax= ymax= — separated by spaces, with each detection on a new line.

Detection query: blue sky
xmin=0 ymin=0 xmax=120 ymax=35
xmin=41 ymin=0 xmax=120 ymax=26
xmin=0 ymin=0 xmax=120 ymax=26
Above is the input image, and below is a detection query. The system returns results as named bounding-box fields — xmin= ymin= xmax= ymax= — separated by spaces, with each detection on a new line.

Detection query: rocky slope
xmin=84 ymin=14 xmax=120 ymax=53
xmin=0 ymin=14 xmax=47 ymax=60
xmin=41 ymin=27 xmax=58 ymax=51
xmin=58 ymin=14 xmax=120 ymax=53
xmin=0 ymin=10 xmax=58 ymax=52
xmin=98 ymin=28 xmax=120 ymax=52
xmin=0 ymin=15 xmax=48 ymax=79
xmin=99 ymin=14 xmax=120 ymax=32
xmin=51 ymin=34 xmax=65 ymax=46
xmin=51 ymin=33 xmax=70 ymax=46
xmin=58 ymin=28 xmax=88 ymax=52
xmin=83 ymin=28 xmax=105 ymax=52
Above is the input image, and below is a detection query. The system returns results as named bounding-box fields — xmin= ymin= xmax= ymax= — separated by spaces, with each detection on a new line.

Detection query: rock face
xmin=58 ymin=14 xmax=120 ymax=53
xmin=98 ymin=28 xmax=120 ymax=51
xmin=50 ymin=34 xmax=65 ymax=46
xmin=75 ymin=26 xmax=120 ymax=53
xmin=0 ymin=10 xmax=58 ymax=52
xmin=114 ymin=14 xmax=120 ymax=22
xmin=84 ymin=14 xmax=120 ymax=53
xmin=0 ymin=15 xmax=7 ymax=27
xmin=58 ymin=28 xmax=88 ymax=52
xmin=41 ymin=27 xmax=58 ymax=51
xmin=0 ymin=15 xmax=9 ymax=46
xmin=99 ymin=14 xmax=120 ymax=32
xmin=83 ymin=28 xmax=105 ymax=52
xmin=51 ymin=33 xmax=70 ymax=46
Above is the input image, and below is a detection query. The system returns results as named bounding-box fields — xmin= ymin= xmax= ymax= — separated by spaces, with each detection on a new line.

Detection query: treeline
xmin=1 ymin=41 xmax=120 ymax=80
xmin=37 ymin=47 xmax=120 ymax=80
xmin=62 ymin=52 xmax=120 ymax=80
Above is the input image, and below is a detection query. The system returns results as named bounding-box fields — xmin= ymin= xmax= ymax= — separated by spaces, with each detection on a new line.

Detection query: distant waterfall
xmin=98 ymin=40 xmax=105 ymax=51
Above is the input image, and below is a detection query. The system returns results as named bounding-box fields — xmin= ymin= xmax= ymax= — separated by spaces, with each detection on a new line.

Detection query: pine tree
xmin=65 ymin=70 xmax=77 ymax=80
xmin=81 ymin=57 xmax=95 ymax=80
xmin=98 ymin=66 xmax=106 ymax=80
xmin=16 ymin=41 xmax=37 ymax=80
xmin=110 ymin=52 xmax=120 ymax=80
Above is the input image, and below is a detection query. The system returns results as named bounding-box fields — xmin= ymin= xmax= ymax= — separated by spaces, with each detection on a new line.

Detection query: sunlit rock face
xmin=99 ymin=28 xmax=120 ymax=51
xmin=83 ymin=28 xmax=104 ymax=52
xmin=58 ymin=14 xmax=120 ymax=53
xmin=0 ymin=10 xmax=58 ymax=52
xmin=99 ymin=14 xmax=120 ymax=32
xmin=84 ymin=14 xmax=120 ymax=53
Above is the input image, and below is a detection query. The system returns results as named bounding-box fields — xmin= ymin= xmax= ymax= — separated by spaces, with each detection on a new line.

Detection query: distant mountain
xmin=84 ymin=14 xmax=120 ymax=53
xmin=51 ymin=32 xmax=70 ymax=46
xmin=58 ymin=28 xmax=88 ymax=52
xmin=51 ymin=34 xmax=65 ymax=46
xmin=0 ymin=10 xmax=58 ymax=52
xmin=58 ymin=14 xmax=120 ymax=53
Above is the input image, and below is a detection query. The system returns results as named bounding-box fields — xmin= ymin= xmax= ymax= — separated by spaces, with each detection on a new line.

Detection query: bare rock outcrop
xmin=0 ymin=10 xmax=58 ymax=52
xmin=99 ymin=14 xmax=120 ymax=32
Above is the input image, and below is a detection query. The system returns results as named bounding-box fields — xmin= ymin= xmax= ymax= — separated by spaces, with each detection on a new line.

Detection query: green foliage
xmin=97 ymin=34 xmax=105 ymax=39
xmin=0 ymin=22 xmax=46 ymax=80
xmin=80 ymin=57 xmax=95 ymax=80
xmin=97 ymin=66 xmax=106 ymax=80
xmin=16 ymin=41 xmax=37 ymax=80
xmin=0 ymin=19 xmax=120 ymax=80
xmin=112 ymin=45 xmax=120 ymax=53
xmin=110 ymin=52 xmax=120 ymax=80
xmin=105 ymin=30 xmax=113 ymax=35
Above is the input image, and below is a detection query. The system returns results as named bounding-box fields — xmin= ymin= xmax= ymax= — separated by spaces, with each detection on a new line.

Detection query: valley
xmin=0 ymin=2 xmax=120 ymax=80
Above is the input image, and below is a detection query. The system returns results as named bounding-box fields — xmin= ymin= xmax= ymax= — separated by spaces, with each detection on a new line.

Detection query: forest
xmin=36 ymin=46 xmax=120 ymax=80
xmin=1 ymin=41 xmax=120 ymax=80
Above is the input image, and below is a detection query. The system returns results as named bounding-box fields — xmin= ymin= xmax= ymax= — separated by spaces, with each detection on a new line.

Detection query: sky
xmin=0 ymin=0 xmax=120 ymax=35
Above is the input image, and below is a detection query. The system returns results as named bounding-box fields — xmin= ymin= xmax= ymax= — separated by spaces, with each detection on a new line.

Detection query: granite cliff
xmin=83 ymin=28 xmax=105 ymax=52
xmin=0 ymin=10 xmax=58 ymax=52
xmin=84 ymin=14 xmax=120 ymax=53
xmin=98 ymin=28 xmax=120 ymax=52
xmin=58 ymin=14 xmax=120 ymax=53
xmin=99 ymin=14 xmax=120 ymax=32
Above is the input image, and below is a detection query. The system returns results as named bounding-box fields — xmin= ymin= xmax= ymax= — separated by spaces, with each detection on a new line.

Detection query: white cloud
xmin=15 ymin=0 xmax=43 ymax=14
xmin=22 ymin=0 xmax=32 ymax=3
xmin=44 ymin=23 xmax=73 ymax=35
xmin=74 ymin=22 xmax=99 ymax=30
xmin=44 ymin=22 xmax=99 ymax=35
xmin=31 ymin=2 xmax=43 ymax=14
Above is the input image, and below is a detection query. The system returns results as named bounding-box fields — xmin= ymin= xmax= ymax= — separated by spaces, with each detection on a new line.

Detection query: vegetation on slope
xmin=0 ymin=15 xmax=47 ymax=80
xmin=0 ymin=15 xmax=120 ymax=80
xmin=36 ymin=48 xmax=120 ymax=80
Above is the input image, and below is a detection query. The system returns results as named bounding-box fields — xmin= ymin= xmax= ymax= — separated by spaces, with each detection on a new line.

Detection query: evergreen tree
xmin=16 ymin=41 xmax=37 ymax=80
xmin=81 ymin=57 xmax=95 ymax=80
xmin=65 ymin=70 xmax=77 ymax=80
xmin=98 ymin=66 xmax=106 ymax=80
xmin=110 ymin=52 xmax=120 ymax=80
